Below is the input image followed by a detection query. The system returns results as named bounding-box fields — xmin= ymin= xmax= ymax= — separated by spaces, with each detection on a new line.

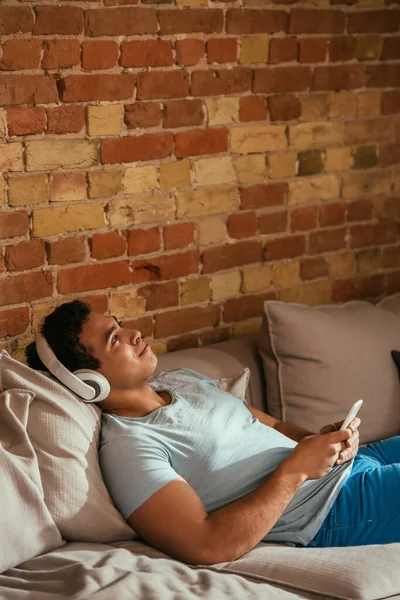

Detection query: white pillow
xmin=217 ymin=368 xmax=250 ymax=403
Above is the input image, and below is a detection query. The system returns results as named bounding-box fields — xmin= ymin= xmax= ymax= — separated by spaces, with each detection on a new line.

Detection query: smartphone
xmin=340 ymin=399 xmax=363 ymax=430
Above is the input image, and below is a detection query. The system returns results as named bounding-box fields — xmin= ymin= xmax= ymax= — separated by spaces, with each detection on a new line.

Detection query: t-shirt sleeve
xmin=99 ymin=435 xmax=184 ymax=520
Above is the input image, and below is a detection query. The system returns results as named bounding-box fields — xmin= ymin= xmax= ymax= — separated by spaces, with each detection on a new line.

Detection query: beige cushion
xmin=260 ymin=298 xmax=400 ymax=444
xmin=0 ymin=350 xmax=135 ymax=544
xmin=0 ymin=388 xmax=64 ymax=573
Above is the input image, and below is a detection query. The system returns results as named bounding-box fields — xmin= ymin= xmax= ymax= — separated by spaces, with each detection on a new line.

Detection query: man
xmin=26 ymin=300 xmax=400 ymax=566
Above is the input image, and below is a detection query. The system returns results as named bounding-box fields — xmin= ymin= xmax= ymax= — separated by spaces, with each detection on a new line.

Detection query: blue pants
xmin=307 ymin=436 xmax=400 ymax=547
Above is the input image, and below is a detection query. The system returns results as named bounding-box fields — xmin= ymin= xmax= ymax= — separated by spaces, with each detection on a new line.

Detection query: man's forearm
xmin=274 ymin=419 xmax=314 ymax=442
xmin=202 ymin=460 xmax=306 ymax=564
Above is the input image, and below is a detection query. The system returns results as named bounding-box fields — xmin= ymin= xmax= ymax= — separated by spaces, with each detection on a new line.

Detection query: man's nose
xmin=129 ymin=330 xmax=142 ymax=345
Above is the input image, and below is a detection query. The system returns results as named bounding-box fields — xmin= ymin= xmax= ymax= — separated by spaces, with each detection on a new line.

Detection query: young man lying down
xmin=26 ymin=300 xmax=400 ymax=565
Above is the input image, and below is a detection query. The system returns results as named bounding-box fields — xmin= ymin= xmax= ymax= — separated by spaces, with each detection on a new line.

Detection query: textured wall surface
xmin=0 ymin=1 xmax=399 ymax=360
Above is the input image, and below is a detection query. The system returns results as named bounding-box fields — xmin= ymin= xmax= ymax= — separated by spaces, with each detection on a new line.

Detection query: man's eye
xmin=111 ymin=334 xmax=118 ymax=345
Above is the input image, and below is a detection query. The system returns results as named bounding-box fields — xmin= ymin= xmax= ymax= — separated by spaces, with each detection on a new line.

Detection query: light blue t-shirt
xmin=99 ymin=369 xmax=353 ymax=546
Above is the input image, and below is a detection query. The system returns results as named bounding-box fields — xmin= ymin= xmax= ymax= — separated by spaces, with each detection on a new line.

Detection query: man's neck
xmin=101 ymin=386 xmax=171 ymax=418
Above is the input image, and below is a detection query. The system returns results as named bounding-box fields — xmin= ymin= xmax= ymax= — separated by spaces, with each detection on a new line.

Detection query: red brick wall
xmin=0 ymin=1 xmax=399 ymax=361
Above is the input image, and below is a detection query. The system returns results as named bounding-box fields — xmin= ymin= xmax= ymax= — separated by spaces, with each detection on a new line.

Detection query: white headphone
xmin=35 ymin=332 xmax=111 ymax=403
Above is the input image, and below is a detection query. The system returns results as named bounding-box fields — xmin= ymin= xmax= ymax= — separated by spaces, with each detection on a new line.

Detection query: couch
xmin=1 ymin=293 xmax=400 ymax=600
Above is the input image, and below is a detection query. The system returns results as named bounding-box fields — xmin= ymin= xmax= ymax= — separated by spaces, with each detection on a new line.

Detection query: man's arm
xmin=247 ymin=405 xmax=314 ymax=442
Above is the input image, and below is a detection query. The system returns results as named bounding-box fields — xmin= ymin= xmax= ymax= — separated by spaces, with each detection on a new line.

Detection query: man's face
xmin=78 ymin=312 xmax=157 ymax=390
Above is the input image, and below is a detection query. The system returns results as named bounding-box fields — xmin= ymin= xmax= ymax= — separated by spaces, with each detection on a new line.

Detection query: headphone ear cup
xmin=73 ymin=369 xmax=111 ymax=403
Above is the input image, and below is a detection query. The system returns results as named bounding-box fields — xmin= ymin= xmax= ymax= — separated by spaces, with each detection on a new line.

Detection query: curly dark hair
xmin=25 ymin=300 xmax=102 ymax=373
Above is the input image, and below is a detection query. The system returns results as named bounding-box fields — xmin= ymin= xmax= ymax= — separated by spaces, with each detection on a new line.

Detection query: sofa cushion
xmin=259 ymin=297 xmax=400 ymax=444
xmin=0 ymin=388 xmax=64 ymax=573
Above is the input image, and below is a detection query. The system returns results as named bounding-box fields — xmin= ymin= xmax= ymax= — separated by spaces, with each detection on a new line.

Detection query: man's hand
xmin=320 ymin=417 xmax=360 ymax=465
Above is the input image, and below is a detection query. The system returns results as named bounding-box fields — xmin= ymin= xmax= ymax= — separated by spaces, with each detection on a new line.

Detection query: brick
xmin=347 ymin=199 xmax=373 ymax=222
xmin=325 ymin=147 xmax=352 ymax=172
xmin=137 ymin=70 xmax=188 ymax=100
xmin=104 ymin=0 xmax=140 ymax=4
xmin=120 ymin=40 xmax=173 ymax=67
xmin=300 ymin=94 xmax=329 ymax=120
xmin=350 ymin=222 xmax=398 ymax=248
xmin=269 ymin=38 xmax=297 ymax=63
xmin=271 ymin=260 xmax=301 ymax=290
xmin=175 ymin=128 xmax=228 ymax=158
xmin=268 ymin=95 xmax=301 ymax=121
xmin=223 ymin=292 xmax=275 ymax=323
xmin=0 ymin=176 xmax=5 ymax=205
xmin=9 ymin=174 xmax=48 ymax=207
xmin=239 ymin=96 xmax=267 ymax=122
xmin=0 ymin=143 xmax=23 ymax=172
xmin=109 ymin=289 xmax=145 ymax=320
xmin=194 ymin=156 xmax=235 ymax=186
xmin=298 ymin=150 xmax=323 ymax=176
xmin=382 ymin=245 xmax=400 ymax=268
xmin=155 ymin=305 xmax=219 ymax=338
xmin=280 ymin=280 xmax=333 ymax=306
xmin=85 ymin=8 xmax=157 ymax=36
xmin=234 ymin=154 xmax=266 ymax=183
xmin=167 ymin=334 xmax=199 ymax=353
xmin=164 ymin=222 xmax=195 ymax=250
xmin=57 ymin=261 xmax=131 ymax=294
xmin=82 ymin=41 xmax=119 ymax=70
xmin=290 ymin=206 xmax=318 ymax=232
xmin=378 ymin=143 xmax=400 ymax=167
xmin=128 ymin=227 xmax=160 ymax=255
xmin=206 ymin=97 xmax=239 ymax=126
xmin=231 ymin=124 xmax=287 ymax=153
xmin=327 ymin=251 xmax=356 ymax=279
xmin=50 ymin=172 xmax=86 ymax=202
xmin=240 ymin=35 xmax=269 ymax=63
xmin=88 ymin=169 xmax=122 ymax=199
xmin=88 ymin=105 xmax=122 ymax=136
xmin=0 ymin=271 xmax=53 ymax=307
xmin=319 ymin=202 xmax=346 ymax=226
xmin=47 ymin=236 xmax=86 ymax=265
xmin=131 ymin=249 xmax=200 ymax=283
xmin=313 ymin=65 xmax=365 ymax=90
xmin=138 ymin=281 xmax=179 ymax=311
xmin=212 ymin=271 xmax=241 ymax=300
xmin=290 ymin=121 xmax=344 ymax=149
xmin=289 ymin=174 xmax=340 ymax=205
xmin=47 ymin=106 xmax=85 ymax=135
xmin=180 ymin=277 xmax=210 ymax=305
xmin=242 ymin=264 xmax=273 ymax=293
xmin=7 ymin=107 xmax=46 ymax=136
xmin=101 ymin=132 xmax=172 ymax=164
xmin=374 ymin=197 xmax=400 ymax=220
xmin=203 ymin=240 xmax=263 ymax=273
xmin=355 ymin=35 xmax=382 ymax=60
xmin=32 ymin=203 xmax=104 ymax=238
xmin=163 ymin=100 xmax=204 ymax=128
xmin=232 ymin=320 xmax=262 ymax=340
xmin=241 ymin=182 xmax=287 ymax=209
xmin=0 ymin=75 xmax=58 ymax=106
xmin=124 ymin=165 xmax=158 ymax=194
xmin=160 ymin=160 xmax=191 ymax=190
xmin=176 ymin=39 xmax=205 ymax=66
xmin=191 ymin=68 xmax=252 ymax=96
xmin=382 ymin=91 xmax=400 ymax=115
xmin=0 ymin=7 xmax=33 ymax=35
xmin=5 ymin=240 xmax=45 ymax=272
xmin=258 ymin=210 xmax=288 ymax=234
xmin=207 ymin=38 xmax=237 ymax=63
xmin=158 ymin=9 xmax=223 ymax=34
xmin=356 ymin=248 xmax=381 ymax=275
xmin=108 ymin=194 xmax=175 ymax=227
xmin=329 ymin=91 xmax=356 ymax=118
xmin=347 ymin=10 xmax=399 ymax=33
xmin=34 ymin=6 xmax=83 ymax=35
xmin=90 ymin=231 xmax=126 ymax=260
xmin=42 ymin=40 xmax=81 ymax=70
xmin=254 ymin=66 xmax=312 ymax=93
xmin=198 ymin=217 xmax=227 ymax=246
xmin=382 ymin=36 xmax=400 ymax=60
xmin=329 ymin=36 xmax=356 ymax=62
xmin=268 ymin=151 xmax=297 ymax=179
xmin=176 ymin=186 xmax=239 ymax=218
xmin=0 ymin=39 xmax=41 ymax=70
xmin=352 ymin=145 xmax=377 ymax=169
xmin=124 ymin=102 xmax=161 ymax=129
xmin=122 ymin=316 xmax=154 ymax=339
xmin=387 ymin=272 xmax=400 ymax=297
xmin=290 ymin=9 xmax=345 ymax=33
xmin=265 ymin=235 xmax=306 ymax=260
xmin=26 ymin=140 xmax=98 ymax=171
xmin=365 ymin=64 xmax=400 ymax=88
xmin=309 ymin=227 xmax=347 ymax=254
xmin=0 ymin=307 xmax=29 ymax=337
xmin=59 ymin=74 xmax=134 ymax=102
xmin=226 ymin=9 xmax=287 ymax=33
xmin=342 ymin=170 xmax=391 ymax=198
xmin=345 ymin=117 xmax=395 ymax=145
xmin=333 ymin=274 xmax=385 ymax=302
xmin=301 ymin=257 xmax=329 ymax=281
xmin=299 ymin=37 xmax=328 ymax=63
xmin=227 ymin=212 xmax=257 ymax=239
